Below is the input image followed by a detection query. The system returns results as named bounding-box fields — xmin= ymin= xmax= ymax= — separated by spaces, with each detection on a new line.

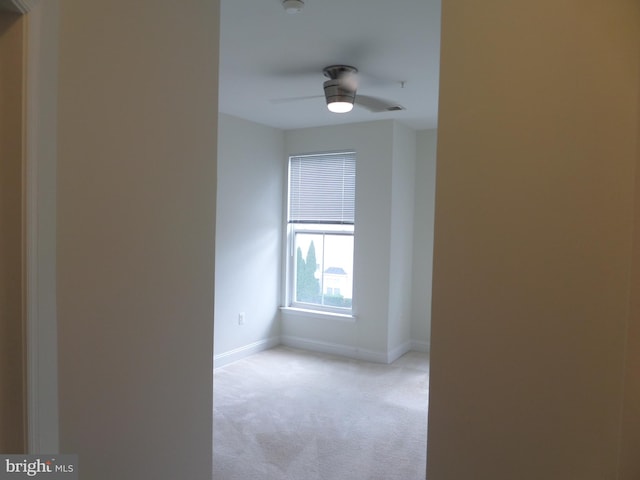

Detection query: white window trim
xmin=285 ymin=223 xmax=355 ymax=315
xmin=280 ymin=306 xmax=357 ymax=322
xmin=282 ymin=151 xmax=356 ymax=316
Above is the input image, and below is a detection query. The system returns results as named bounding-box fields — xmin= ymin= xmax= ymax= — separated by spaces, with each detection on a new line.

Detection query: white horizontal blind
xmin=289 ymin=152 xmax=356 ymax=224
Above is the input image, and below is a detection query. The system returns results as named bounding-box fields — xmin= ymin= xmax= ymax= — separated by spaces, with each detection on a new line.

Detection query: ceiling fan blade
xmin=269 ymin=95 xmax=324 ymax=104
xmin=354 ymin=95 xmax=405 ymax=113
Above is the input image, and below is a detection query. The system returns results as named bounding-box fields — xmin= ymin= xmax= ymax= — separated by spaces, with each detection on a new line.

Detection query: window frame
xmin=287 ymin=223 xmax=355 ymax=315
xmin=283 ymin=151 xmax=356 ymax=316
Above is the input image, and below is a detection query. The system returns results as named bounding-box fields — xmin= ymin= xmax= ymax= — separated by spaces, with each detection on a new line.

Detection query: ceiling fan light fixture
xmin=323 ymin=77 xmax=356 ymax=114
xmin=327 ymin=101 xmax=354 ymax=113
xmin=282 ymin=0 xmax=304 ymax=14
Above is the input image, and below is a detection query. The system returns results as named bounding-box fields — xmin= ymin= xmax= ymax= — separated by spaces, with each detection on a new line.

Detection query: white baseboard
xmin=214 ymin=336 xmax=429 ymax=368
xmin=410 ymin=340 xmax=430 ymax=353
xmin=280 ymin=335 xmax=388 ymax=364
xmin=214 ymin=336 xmax=280 ymax=368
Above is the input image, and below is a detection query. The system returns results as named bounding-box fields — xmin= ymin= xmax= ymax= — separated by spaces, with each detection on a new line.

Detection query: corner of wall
xmin=409 ymin=129 xmax=437 ymax=349
xmin=214 ymin=114 xmax=285 ymax=360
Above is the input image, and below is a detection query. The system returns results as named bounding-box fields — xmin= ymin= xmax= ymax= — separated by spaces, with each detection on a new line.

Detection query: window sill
xmin=280 ymin=306 xmax=357 ymax=323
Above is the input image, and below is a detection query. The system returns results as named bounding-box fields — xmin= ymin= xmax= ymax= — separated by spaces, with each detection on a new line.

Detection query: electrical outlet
xmin=238 ymin=312 xmax=245 ymax=325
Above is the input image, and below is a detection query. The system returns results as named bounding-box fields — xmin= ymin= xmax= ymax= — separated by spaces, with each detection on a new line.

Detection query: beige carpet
xmin=213 ymin=346 xmax=429 ymax=480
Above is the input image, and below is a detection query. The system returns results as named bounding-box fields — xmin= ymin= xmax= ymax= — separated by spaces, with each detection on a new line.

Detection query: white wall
xmin=428 ymin=0 xmax=640 ymax=478
xmin=283 ymin=120 xmax=422 ymax=362
xmin=620 ymin=39 xmax=640 ymax=479
xmin=215 ymin=118 xmax=435 ymax=364
xmin=283 ymin=121 xmax=394 ymax=359
xmin=214 ymin=114 xmax=284 ymax=366
xmin=56 ymin=1 xmax=218 ymax=479
xmin=387 ymin=122 xmax=416 ymax=359
xmin=25 ymin=0 xmax=60 ymax=453
xmin=0 ymin=10 xmax=25 ymax=453
xmin=410 ymin=129 xmax=437 ymax=349
xmin=212 ymin=114 xmax=434 ymax=480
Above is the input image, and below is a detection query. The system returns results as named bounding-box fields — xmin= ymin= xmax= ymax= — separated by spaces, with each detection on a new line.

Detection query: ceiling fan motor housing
xmin=323 ymin=65 xmax=358 ymax=107
xmin=323 ymin=79 xmax=356 ymax=106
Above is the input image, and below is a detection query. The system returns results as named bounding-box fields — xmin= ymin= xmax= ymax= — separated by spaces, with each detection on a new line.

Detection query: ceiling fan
xmin=273 ymin=65 xmax=405 ymax=114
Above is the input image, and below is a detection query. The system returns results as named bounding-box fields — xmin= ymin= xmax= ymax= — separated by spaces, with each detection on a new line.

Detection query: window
xmin=286 ymin=151 xmax=355 ymax=314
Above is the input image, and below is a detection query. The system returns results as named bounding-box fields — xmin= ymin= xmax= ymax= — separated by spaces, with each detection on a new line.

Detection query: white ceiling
xmin=218 ymin=0 xmax=441 ymax=131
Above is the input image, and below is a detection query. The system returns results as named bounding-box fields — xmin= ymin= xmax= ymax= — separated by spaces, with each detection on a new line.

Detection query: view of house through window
xmin=288 ymin=152 xmax=356 ymax=313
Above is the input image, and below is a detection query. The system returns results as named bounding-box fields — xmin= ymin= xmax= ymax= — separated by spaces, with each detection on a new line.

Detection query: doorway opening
xmin=213 ymin=0 xmax=440 ymax=478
